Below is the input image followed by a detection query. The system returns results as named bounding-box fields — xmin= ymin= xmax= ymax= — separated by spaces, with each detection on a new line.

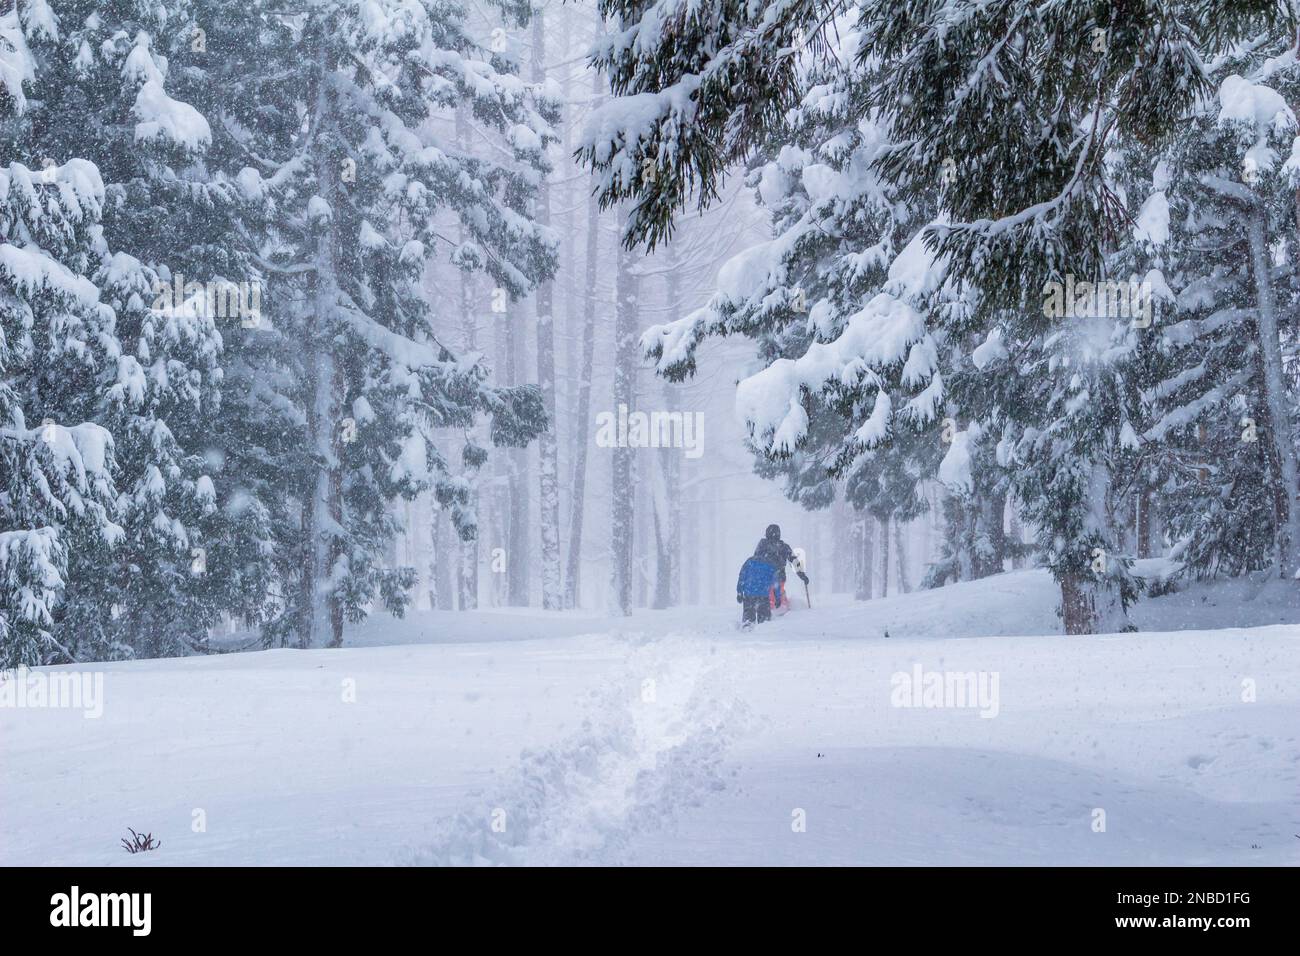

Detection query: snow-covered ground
xmin=3 ymin=569 xmax=1299 ymax=866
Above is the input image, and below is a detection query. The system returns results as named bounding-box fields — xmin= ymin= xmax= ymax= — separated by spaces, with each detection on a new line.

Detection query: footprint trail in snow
xmin=412 ymin=633 xmax=751 ymax=866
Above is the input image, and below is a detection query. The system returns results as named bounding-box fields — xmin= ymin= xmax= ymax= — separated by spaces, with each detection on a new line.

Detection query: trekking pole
xmin=803 ymin=577 xmax=811 ymax=609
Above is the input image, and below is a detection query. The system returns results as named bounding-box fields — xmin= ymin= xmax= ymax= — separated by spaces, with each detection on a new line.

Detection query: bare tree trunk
xmin=651 ymin=448 xmax=677 ymax=609
xmin=457 ymin=449 xmax=478 ymax=605
xmin=711 ymin=490 xmax=723 ymax=603
xmin=1007 ymin=494 xmax=1027 ymax=569
xmin=853 ymin=512 xmax=875 ymax=601
xmin=636 ymin=469 xmax=651 ymax=608
xmin=1059 ymin=574 xmax=1094 ymax=635
xmin=1058 ymin=459 xmax=1129 ymax=634
xmin=563 ymin=60 xmax=603 ymax=610
xmin=1135 ymin=489 xmax=1151 ymax=560
xmin=491 ymin=307 xmax=512 ymax=607
xmin=652 ymin=248 xmax=684 ymax=609
xmin=670 ymin=447 xmax=681 ymax=606
xmin=811 ymin=508 xmax=826 ymax=599
xmin=1150 ymin=497 xmax=1164 ymax=557
xmin=325 ymin=376 xmax=344 ymax=648
xmin=457 ymin=512 xmax=478 ymax=610
xmin=501 ymin=230 xmax=531 ymax=607
xmin=439 ymin=514 xmax=456 ymax=610
xmin=830 ymin=501 xmax=843 ymax=592
xmin=558 ymin=5 xmax=580 ymax=608
xmin=298 ymin=490 xmax=316 ymax=647
xmin=918 ymin=493 xmax=932 ymax=581
xmin=1247 ymin=205 xmax=1300 ymax=578
xmin=429 ymin=499 xmax=452 ymax=610
xmin=609 ymin=211 xmax=639 ymax=615
xmin=974 ymin=490 xmax=1007 ymax=578
xmin=878 ymin=516 xmax=890 ymax=598
xmin=833 ymin=497 xmax=851 ymax=593
xmin=532 ymin=11 xmax=562 ymax=610
xmin=683 ymin=491 xmax=700 ymax=604
xmin=453 ymin=112 xmax=480 ymax=611
xmin=652 ymin=424 xmax=681 ymax=609
xmin=507 ymin=346 xmax=530 ymax=606
xmin=893 ymin=519 xmax=912 ymax=594
xmin=424 ymin=497 xmax=440 ymax=612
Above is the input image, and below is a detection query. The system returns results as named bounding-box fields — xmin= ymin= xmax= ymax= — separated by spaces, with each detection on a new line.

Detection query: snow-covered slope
xmin=211 ymin=564 xmax=1300 ymax=649
xmin=3 ymin=571 xmax=1298 ymax=866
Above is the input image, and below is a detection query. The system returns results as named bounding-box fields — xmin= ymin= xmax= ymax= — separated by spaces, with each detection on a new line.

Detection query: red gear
xmin=769 ymin=583 xmax=792 ymax=615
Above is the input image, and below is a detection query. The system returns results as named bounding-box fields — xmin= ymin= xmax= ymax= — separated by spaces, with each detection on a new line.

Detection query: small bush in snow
xmin=120 ymin=829 xmax=161 ymax=854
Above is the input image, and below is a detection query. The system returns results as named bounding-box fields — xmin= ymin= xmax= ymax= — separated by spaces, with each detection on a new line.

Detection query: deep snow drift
xmin=3 ymin=570 xmax=1298 ymax=866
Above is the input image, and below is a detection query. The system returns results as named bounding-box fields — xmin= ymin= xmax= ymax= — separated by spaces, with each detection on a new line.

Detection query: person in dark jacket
xmin=752 ymin=524 xmax=809 ymax=606
xmin=736 ymin=556 xmax=778 ymax=626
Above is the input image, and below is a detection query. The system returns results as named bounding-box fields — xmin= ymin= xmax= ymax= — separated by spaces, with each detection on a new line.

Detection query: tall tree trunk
xmin=1007 ymin=493 xmax=1027 ymax=569
xmin=456 ymin=483 xmax=479 ymax=608
xmin=651 ymin=443 xmax=678 ymax=609
xmin=438 ymin=510 xmax=456 ymax=609
xmin=973 ymin=490 xmax=1007 ymax=578
xmin=710 ymin=490 xmax=722 ymax=602
xmin=666 ymin=441 xmax=681 ymax=606
xmin=532 ymin=11 xmax=562 ymax=610
xmin=830 ymin=500 xmax=843 ymax=592
xmin=918 ymin=490 xmax=933 ymax=580
xmin=878 ymin=516 xmax=890 ymax=598
xmin=325 ymin=374 xmax=344 ymax=648
xmin=453 ymin=109 xmax=480 ymax=611
xmin=609 ymin=212 xmax=639 ymax=615
xmin=1059 ymin=574 xmax=1093 ymax=635
xmin=423 ymin=496 xmax=439 ymax=612
xmin=507 ymin=347 xmax=530 ymax=606
xmin=652 ymin=248 xmax=684 ymax=609
xmin=636 ymin=471 xmax=650 ymax=608
xmin=501 ymin=223 xmax=530 ymax=607
xmin=488 ymin=428 xmax=508 ymax=608
xmin=559 ymin=8 xmax=586 ymax=609
xmin=853 ymin=512 xmax=875 ymax=601
xmin=1135 ymin=488 xmax=1151 ymax=560
xmin=844 ymin=498 xmax=858 ymax=592
xmin=298 ymin=485 xmax=316 ymax=648
xmin=1059 ymin=459 xmax=1129 ymax=634
xmin=893 ymin=519 xmax=912 ymax=594
xmin=1247 ymin=205 xmax=1300 ymax=578
xmin=490 ymin=307 xmax=511 ymax=607
xmin=564 ymin=71 xmax=602 ymax=610
xmin=683 ymin=490 xmax=700 ymax=604
xmin=457 ymin=301 xmax=478 ymax=609
xmin=429 ymin=499 xmax=449 ymax=610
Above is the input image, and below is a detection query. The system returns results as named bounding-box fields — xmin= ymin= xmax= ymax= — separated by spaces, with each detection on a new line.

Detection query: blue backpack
xmin=737 ymin=558 xmax=777 ymax=597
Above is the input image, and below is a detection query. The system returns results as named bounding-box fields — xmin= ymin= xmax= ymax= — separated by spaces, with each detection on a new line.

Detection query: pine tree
xmin=1 ymin=6 xmax=121 ymax=664
xmin=204 ymin=0 xmax=555 ymax=645
xmin=11 ymin=0 xmax=278 ymax=654
xmin=637 ymin=24 xmax=947 ymax=588
xmin=3 ymin=0 xmax=557 ymax=658
xmin=588 ymin=0 xmax=1287 ymax=631
xmin=1129 ymin=46 xmax=1300 ymax=578
xmin=927 ymin=423 xmax=1013 ymax=586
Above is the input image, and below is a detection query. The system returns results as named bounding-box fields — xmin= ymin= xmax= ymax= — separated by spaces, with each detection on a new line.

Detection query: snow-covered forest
xmin=3 ymin=0 xmax=1300 ymax=869
xmin=0 ymin=0 xmax=1004 ymax=663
